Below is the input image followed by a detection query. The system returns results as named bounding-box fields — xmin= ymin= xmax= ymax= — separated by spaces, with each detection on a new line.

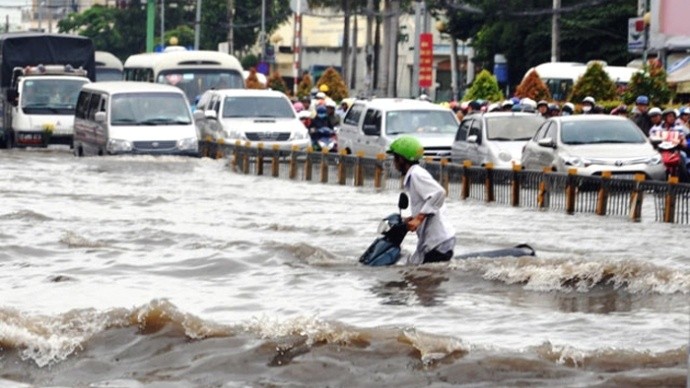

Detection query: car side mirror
xmin=398 ymin=192 xmax=409 ymax=210
xmin=6 ymin=89 xmax=18 ymax=106
xmin=95 ymin=111 xmax=106 ymax=123
xmin=363 ymin=124 xmax=380 ymax=136
xmin=467 ymin=134 xmax=478 ymax=144
xmin=193 ymin=110 xmax=206 ymax=121
xmin=537 ymin=137 xmax=556 ymax=149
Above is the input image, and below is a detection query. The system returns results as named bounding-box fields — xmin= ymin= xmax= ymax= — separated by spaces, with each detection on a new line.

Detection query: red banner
xmin=419 ymin=33 xmax=433 ymax=88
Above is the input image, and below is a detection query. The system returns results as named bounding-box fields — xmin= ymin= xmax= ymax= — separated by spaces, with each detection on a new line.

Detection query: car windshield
xmin=486 ymin=116 xmax=544 ymax=141
xmin=222 ymin=96 xmax=295 ymax=118
xmin=110 ymin=92 xmax=192 ymax=126
xmin=21 ymin=78 xmax=89 ymax=114
xmin=385 ymin=110 xmax=457 ymax=135
xmin=560 ymin=120 xmax=647 ymax=145
xmin=157 ymin=69 xmax=244 ymax=104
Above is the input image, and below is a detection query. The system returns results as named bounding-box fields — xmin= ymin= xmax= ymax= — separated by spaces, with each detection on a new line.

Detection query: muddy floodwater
xmin=0 ymin=148 xmax=688 ymax=387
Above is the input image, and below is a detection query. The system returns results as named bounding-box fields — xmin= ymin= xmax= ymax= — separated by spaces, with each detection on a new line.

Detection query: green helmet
xmin=387 ymin=135 xmax=424 ymax=162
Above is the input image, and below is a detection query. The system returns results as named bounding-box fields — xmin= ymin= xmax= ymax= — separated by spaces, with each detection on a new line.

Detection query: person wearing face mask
xmin=581 ymin=96 xmax=596 ymax=114
xmin=308 ymin=105 xmax=333 ymax=141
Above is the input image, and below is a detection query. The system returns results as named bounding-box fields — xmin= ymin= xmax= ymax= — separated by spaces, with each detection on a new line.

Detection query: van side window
xmin=343 ymin=104 xmax=363 ymax=126
xmin=75 ymin=91 xmax=91 ymax=119
xmin=469 ymin=119 xmax=482 ymax=144
xmin=362 ymin=109 xmax=381 ymax=133
xmin=86 ymin=93 xmax=102 ymax=120
xmin=456 ymin=119 xmax=471 ymax=141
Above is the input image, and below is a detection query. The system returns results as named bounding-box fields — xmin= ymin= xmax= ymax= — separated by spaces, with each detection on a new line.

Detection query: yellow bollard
xmin=595 ymin=171 xmax=611 ymax=216
xmin=271 ymin=144 xmax=280 ymax=177
xmin=461 ymin=160 xmax=471 ymax=200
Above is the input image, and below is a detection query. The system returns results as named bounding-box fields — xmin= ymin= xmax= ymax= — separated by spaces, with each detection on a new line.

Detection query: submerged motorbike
xmin=359 ymin=193 xmax=536 ymax=267
xmin=311 ymin=127 xmax=338 ymax=153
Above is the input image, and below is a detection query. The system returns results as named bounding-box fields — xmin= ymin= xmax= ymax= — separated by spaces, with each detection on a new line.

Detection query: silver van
xmin=338 ymin=98 xmax=458 ymax=159
xmin=73 ymin=82 xmax=199 ymax=156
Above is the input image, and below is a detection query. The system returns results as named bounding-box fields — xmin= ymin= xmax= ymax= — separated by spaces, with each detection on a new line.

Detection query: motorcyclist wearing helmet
xmin=649 ymin=108 xmax=690 ymax=181
xmin=649 ymin=108 xmax=687 ymax=149
xmin=633 ymin=95 xmax=652 ymax=136
xmin=548 ymin=103 xmax=561 ymax=117
xmin=581 ymin=96 xmax=596 ymax=114
xmin=561 ymin=102 xmax=575 ymax=116
xmin=537 ymin=100 xmax=549 ymax=117
xmin=386 ymin=136 xmax=456 ymax=265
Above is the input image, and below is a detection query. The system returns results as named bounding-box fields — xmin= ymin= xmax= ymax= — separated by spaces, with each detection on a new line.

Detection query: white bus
xmin=123 ymin=50 xmax=244 ymax=105
xmin=95 ymin=51 xmax=123 ymax=81
xmin=523 ymin=61 xmax=639 ymax=101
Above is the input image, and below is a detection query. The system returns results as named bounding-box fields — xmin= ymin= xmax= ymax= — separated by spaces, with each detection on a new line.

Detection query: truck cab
xmin=4 ymin=64 xmax=90 ymax=147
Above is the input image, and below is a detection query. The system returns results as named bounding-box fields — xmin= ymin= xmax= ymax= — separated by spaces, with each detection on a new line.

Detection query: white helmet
xmin=583 ymin=96 xmax=596 ymax=105
xmin=648 ymin=107 xmax=662 ymax=116
xmin=520 ymin=98 xmax=536 ymax=109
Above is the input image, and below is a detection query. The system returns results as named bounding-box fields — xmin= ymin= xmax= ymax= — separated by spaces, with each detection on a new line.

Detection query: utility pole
xmin=386 ymin=0 xmax=399 ymax=97
xmin=412 ymin=0 xmax=422 ymax=98
xmin=350 ymin=9 xmax=358 ymax=91
xmin=194 ymin=0 xmax=201 ymax=49
xmin=450 ymin=36 xmax=458 ymax=101
xmin=160 ymin=0 xmax=165 ymax=49
xmin=146 ymin=0 xmax=155 ymax=52
xmin=47 ymin=0 xmax=52 ymax=33
xmin=365 ymin=0 xmax=373 ymax=97
xmin=551 ymin=0 xmax=560 ymax=62
xmin=260 ymin=0 xmax=266 ymax=61
xmin=227 ymin=0 xmax=234 ymax=55
xmin=341 ymin=0 xmax=350 ymax=88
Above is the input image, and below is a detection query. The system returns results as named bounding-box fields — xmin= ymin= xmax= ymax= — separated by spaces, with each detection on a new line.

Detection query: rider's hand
xmin=407 ymin=214 xmax=426 ymax=232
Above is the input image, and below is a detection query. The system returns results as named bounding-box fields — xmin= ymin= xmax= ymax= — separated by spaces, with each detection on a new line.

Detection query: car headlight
xmin=106 ymin=138 xmax=132 ymax=153
xmin=498 ymin=150 xmax=512 ymax=162
xmin=563 ymin=155 xmax=590 ymax=167
xmin=292 ymin=130 xmax=309 ymax=140
xmin=646 ymin=155 xmax=662 ymax=165
xmin=177 ymin=137 xmax=198 ymax=151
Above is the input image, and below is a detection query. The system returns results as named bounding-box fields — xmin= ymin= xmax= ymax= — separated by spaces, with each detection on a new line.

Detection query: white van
xmin=338 ymin=98 xmax=459 ymax=159
xmin=72 ymin=82 xmax=199 ymax=156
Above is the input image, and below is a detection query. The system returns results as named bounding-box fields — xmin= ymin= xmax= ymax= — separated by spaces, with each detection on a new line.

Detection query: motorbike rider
xmin=386 ymin=136 xmax=456 ymax=265
xmin=561 ymin=102 xmax=575 ymax=116
xmin=308 ymin=105 xmax=334 ymax=144
xmin=581 ymin=96 xmax=596 ymax=114
xmin=537 ymin=100 xmax=549 ymax=117
xmin=650 ymin=108 xmax=689 ymax=181
xmin=633 ymin=95 xmax=652 ymax=136
xmin=648 ymin=107 xmax=662 ymax=128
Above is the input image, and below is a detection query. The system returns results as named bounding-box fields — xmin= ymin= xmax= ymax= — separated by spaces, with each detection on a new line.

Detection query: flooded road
xmin=0 ymin=148 xmax=688 ymax=387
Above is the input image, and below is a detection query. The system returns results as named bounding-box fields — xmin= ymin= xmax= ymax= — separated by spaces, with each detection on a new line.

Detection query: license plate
xmin=612 ymin=174 xmax=636 ymax=180
xmin=16 ymin=132 xmax=43 ymax=145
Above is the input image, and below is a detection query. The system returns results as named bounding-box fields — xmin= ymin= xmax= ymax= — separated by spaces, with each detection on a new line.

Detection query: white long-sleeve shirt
xmin=403 ymin=164 xmax=456 ymax=265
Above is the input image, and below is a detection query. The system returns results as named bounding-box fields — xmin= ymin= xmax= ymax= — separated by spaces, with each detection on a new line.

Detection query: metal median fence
xmin=201 ymin=141 xmax=690 ymax=225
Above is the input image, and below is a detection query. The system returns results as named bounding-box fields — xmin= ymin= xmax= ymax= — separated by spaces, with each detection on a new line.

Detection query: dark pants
xmin=423 ymin=249 xmax=454 ymax=263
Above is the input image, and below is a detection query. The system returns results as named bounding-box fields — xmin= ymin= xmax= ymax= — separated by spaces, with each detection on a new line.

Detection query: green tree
xmin=515 ymin=69 xmax=552 ymax=101
xmin=427 ymin=0 xmax=636 ymax=93
xmin=623 ymin=60 xmax=671 ymax=106
xmin=297 ymin=72 xmax=313 ymax=100
xmin=463 ymin=69 xmax=504 ymax=102
xmin=267 ymin=71 xmax=289 ymax=94
xmin=569 ymin=62 xmax=617 ymax=102
xmin=58 ymin=0 xmax=292 ymax=59
xmin=317 ymin=67 xmax=349 ymax=102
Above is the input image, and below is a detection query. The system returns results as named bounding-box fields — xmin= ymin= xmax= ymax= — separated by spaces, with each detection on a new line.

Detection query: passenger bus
xmin=95 ymin=51 xmax=123 ymax=81
xmin=523 ymin=61 xmax=639 ymax=101
xmin=123 ymin=50 xmax=244 ymax=105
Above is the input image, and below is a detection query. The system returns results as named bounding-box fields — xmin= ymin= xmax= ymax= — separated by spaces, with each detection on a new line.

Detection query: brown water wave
xmin=453 ymin=256 xmax=690 ymax=294
xmin=0 ymin=300 xmax=687 ymax=387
